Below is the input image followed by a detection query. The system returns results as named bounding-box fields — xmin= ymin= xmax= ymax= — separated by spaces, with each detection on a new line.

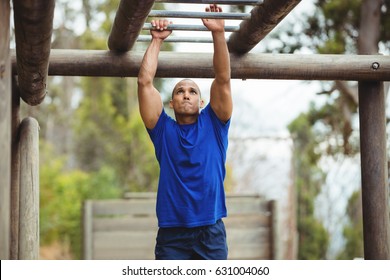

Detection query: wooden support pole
xmin=228 ymin=0 xmax=301 ymax=54
xmin=13 ymin=0 xmax=54 ymax=106
xmin=10 ymin=77 xmax=21 ymax=260
xmin=268 ymin=200 xmax=281 ymax=260
xmin=83 ymin=200 xmax=93 ymax=260
xmin=358 ymin=81 xmax=390 ymax=259
xmin=0 ymin=0 xmax=11 ymax=260
xmin=108 ymin=0 xmax=155 ymax=52
xmin=11 ymin=49 xmax=390 ymax=81
xmin=18 ymin=117 xmax=40 ymax=260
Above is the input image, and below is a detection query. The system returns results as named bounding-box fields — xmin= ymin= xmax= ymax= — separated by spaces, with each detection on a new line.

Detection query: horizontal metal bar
xmin=148 ymin=10 xmax=250 ymax=20
xmin=11 ymin=49 xmax=390 ymax=81
xmin=155 ymin=0 xmax=262 ymax=4
xmin=137 ymin=35 xmax=215 ymax=43
xmin=143 ymin=23 xmax=239 ymax=31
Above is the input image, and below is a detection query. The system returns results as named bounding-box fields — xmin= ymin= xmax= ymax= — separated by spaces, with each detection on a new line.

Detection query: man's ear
xmin=169 ymin=99 xmax=174 ymax=109
xmin=200 ymin=99 xmax=205 ymax=108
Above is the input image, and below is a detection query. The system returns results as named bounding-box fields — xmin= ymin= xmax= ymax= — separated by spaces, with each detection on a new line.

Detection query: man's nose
xmin=183 ymin=91 xmax=190 ymax=99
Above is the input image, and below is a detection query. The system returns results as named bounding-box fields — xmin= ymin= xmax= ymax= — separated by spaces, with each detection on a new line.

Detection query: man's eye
xmin=177 ymin=90 xmax=183 ymax=94
xmin=190 ymin=90 xmax=197 ymax=95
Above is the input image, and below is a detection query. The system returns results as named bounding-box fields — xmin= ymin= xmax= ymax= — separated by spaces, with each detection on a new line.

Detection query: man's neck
xmin=175 ymin=114 xmax=199 ymax=125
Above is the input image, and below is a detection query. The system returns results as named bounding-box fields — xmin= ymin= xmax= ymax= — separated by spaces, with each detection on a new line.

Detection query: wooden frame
xmin=83 ymin=193 xmax=280 ymax=260
xmin=1 ymin=0 xmax=389 ymax=260
xmin=0 ymin=0 xmax=11 ymax=261
xmin=10 ymin=50 xmax=390 ymax=81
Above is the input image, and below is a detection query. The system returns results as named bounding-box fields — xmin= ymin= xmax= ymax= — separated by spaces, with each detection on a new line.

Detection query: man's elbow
xmin=215 ymin=76 xmax=231 ymax=91
xmin=137 ymin=76 xmax=152 ymax=88
xmin=215 ymin=71 xmax=231 ymax=84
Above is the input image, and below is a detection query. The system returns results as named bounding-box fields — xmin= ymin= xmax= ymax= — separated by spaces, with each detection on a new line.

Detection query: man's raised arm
xmin=202 ymin=4 xmax=232 ymax=123
xmin=137 ymin=19 xmax=172 ymax=129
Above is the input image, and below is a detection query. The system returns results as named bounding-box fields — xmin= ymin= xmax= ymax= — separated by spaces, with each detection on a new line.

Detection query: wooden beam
xmin=228 ymin=0 xmax=301 ymax=54
xmin=18 ymin=117 xmax=40 ymax=260
xmin=13 ymin=0 xmax=55 ymax=106
xmin=0 ymin=0 xmax=11 ymax=260
xmin=108 ymin=0 xmax=155 ymax=52
xmin=11 ymin=49 xmax=390 ymax=81
xmin=358 ymin=81 xmax=390 ymax=259
xmin=10 ymin=77 xmax=20 ymax=260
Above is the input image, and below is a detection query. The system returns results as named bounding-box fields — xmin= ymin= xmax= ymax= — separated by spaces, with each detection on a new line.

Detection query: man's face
xmin=170 ymin=79 xmax=204 ymax=116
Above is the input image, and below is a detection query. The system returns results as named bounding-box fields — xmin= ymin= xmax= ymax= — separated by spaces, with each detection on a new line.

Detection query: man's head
xmin=170 ymin=79 xmax=204 ymax=123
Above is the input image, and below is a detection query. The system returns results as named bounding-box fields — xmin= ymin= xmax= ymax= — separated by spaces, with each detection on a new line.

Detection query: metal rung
xmin=143 ymin=23 xmax=239 ymax=32
xmin=137 ymin=35 xmax=215 ymax=43
xmin=148 ymin=10 xmax=250 ymax=20
xmin=155 ymin=0 xmax=262 ymax=4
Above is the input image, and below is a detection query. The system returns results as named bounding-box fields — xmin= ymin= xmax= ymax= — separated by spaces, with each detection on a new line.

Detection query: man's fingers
xmin=205 ymin=4 xmax=222 ymax=13
xmin=151 ymin=19 xmax=171 ymax=31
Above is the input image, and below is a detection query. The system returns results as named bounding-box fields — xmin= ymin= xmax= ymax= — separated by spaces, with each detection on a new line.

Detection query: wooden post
xmin=13 ymin=0 xmax=54 ymax=105
xmin=108 ymin=0 xmax=155 ymax=52
xmin=358 ymin=81 xmax=390 ymax=259
xmin=228 ymin=0 xmax=301 ymax=54
xmin=83 ymin=200 xmax=93 ymax=260
xmin=0 ymin=0 xmax=11 ymax=260
xmin=268 ymin=200 xmax=281 ymax=259
xmin=10 ymin=77 xmax=21 ymax=260
xmin=18 ymin=117 xmax=40 ymax=260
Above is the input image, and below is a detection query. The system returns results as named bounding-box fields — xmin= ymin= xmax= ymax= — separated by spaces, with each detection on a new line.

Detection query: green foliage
xmin=337 ymin=191 xmax=363 ymax=259
xmin=73 ymin=76 xmax=160 ymax=192
xmin=40 ymin=141 xmax=121 ymax=259
xmin=288 ymin=110 xmax=330 ymax=259
xmin=270 ymin=0 xmax=390 ymax=55
xmin=298 ymin=217 xmax=330 ymax=259
xmin=277 ymin=0 xmax=390 ymax=258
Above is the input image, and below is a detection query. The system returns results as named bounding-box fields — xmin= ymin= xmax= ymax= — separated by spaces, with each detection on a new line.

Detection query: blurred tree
xmin=288 ymin=109 xmax=329 ymax=259
xmin=337 ymin=190 xmax=363 ymax=259
xmin=39 ymin=141 xmax=121 ymax=259
xmin=272 ymin=0 xmax=388 ymax=258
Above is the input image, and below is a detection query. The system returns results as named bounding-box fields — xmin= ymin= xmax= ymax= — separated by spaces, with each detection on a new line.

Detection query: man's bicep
xmin=138 ymin=84 xmax=163 ymax=129
xmin=209 ymin=80 xmax=232 ymax=123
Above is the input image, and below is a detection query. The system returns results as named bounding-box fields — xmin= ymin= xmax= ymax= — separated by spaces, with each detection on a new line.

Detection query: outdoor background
xmin=10 ymin=0 xmax=390 ymax=260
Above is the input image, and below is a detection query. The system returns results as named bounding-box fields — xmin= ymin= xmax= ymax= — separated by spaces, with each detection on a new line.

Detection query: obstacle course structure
xmin=1 ymin=0 xmax=389 ymax=260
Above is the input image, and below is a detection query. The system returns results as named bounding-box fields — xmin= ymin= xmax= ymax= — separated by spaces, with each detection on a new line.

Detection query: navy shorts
xmin=155 ymin=219 xmax=228 ymax=260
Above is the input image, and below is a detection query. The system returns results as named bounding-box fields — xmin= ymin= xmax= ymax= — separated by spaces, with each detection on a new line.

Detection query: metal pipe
xmin=148 ymin=10 xmax=250 ymax=19
xmin=137 ymin=35 xmax=214 ymax=43
xmin=143 ymin=23 xmax=239 ymax=31
xmin=155 ymin=0 xmax=262 ymax=4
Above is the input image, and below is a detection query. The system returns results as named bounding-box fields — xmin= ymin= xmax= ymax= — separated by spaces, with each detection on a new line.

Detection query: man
xmin=137 ymin=4 xmax=232 ymax=260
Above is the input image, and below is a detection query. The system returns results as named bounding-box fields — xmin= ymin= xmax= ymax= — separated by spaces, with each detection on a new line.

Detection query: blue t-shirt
xmin=147 ymin=104 xmax=230 ymax=228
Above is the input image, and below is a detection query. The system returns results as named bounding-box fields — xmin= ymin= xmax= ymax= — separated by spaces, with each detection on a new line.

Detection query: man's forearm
xmin=212 ymin=31 xmax=231 ymax=82
xmin=138 ymin=38 xmax=164 ymax=86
